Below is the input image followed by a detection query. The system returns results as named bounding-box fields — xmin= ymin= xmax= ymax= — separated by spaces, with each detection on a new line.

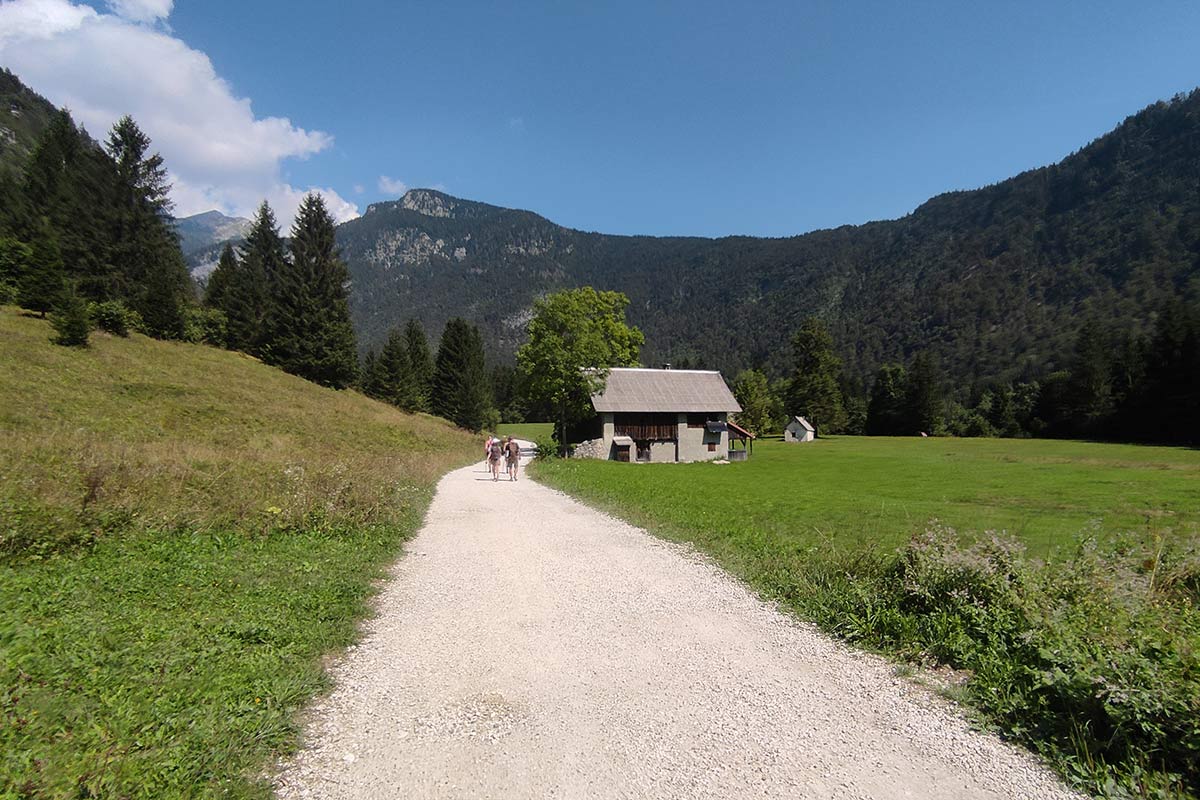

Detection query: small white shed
xmin=784 ymin=415 xmax=815 ymax=442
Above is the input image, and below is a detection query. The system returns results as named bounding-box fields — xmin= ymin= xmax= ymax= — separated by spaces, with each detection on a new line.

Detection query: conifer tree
xmin=225 ymin=202 xmax=280 ymax=354
xmin=50 ymin=285 xmax=90 ymax=347
xmin=432 ymin=318 xmax=492 ymax=431
xmin=264 ymin=193 xmax=358 ymax=388
xmin=1066 ymin=317 xmax=1114 ymax=432
xmin=866 ymin=364 xmax=907 ymax=435
xmin=203 ymin=243 xmax=239 ymax=315
xmin=360 ymin=349 xmax=381 ymax=397
xmin=17 ymin=229 xmax=66 ymax=317
xmin=404 ymin=318 xmax=434 ymax=412
xmin=784 ymin=318 xmax=846 ymax=435
xmin=903 ymin=351 xmax=944 ymax=435
xmin=104 ymin=115 xmax=190 ymax=336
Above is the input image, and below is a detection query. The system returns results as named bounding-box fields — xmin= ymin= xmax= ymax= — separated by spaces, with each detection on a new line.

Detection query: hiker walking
xmin=505 ymin=436 xmax=521 ymax=481
xmin=483 ymin=433 xmax=494 ymax=470
xmin=488 ymin=437 xmax=504 ymax=482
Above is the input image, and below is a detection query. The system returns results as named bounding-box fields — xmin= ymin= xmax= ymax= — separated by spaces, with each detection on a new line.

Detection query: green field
xmin=534 ymin=437 xmax=1200 ymax=797
xmin=0 ymin=308 xmax=477 ymax=798
xmin=495 ymin=421 xmax=554 ymax=442
xmin=534 ymin=436 xmax=1200 ymax=558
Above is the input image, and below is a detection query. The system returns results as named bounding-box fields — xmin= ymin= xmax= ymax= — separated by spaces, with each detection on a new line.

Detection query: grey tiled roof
xmin=591 ymin=368 xmax=742 ymax=413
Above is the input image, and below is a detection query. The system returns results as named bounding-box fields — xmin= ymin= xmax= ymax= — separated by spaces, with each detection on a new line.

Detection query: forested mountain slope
xmin=341 ymin=90 xmax=1200 ymax=388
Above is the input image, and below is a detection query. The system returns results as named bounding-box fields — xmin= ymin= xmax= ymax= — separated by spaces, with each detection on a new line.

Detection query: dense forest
xmin=337 ymin=91 xmax=1200 ymax=411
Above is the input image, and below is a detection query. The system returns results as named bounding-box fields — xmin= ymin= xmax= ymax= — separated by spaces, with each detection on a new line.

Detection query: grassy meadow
xmin=535 ymin=436 xmax=1200 ymax=559
xmin=534 ymin=436 xmax=1200 ymax=798
xmin=0 ymin=308 xmax=477 ymax=798
xmin=495 ymin=421 xmax=554 ymax=442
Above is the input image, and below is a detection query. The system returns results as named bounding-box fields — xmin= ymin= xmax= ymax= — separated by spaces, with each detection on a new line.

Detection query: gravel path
xmin=274 ymin=457 xmax=1082 ymax=799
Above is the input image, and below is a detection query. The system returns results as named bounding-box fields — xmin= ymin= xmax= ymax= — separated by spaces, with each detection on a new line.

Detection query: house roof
xmin=789 ymin=416 xmax=815 ymax=431
xmin=591 ymin=368 xmax=742 ymax=414
xmin=726 ymin=419 xmax=755 ymax=439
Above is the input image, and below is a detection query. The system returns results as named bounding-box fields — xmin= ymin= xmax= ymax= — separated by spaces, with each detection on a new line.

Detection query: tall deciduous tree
xmin=265 ymin=193 xmax=357 ymax=388
xmin=785 ymin=318 xmax=846 ymax=435
xmin=432 ymin=318 xmax=493 ymax=431
xmin=731 ymin=369 xmax=775 ymax=436
xmin=516 ymin=287 xmax=644 ymax=451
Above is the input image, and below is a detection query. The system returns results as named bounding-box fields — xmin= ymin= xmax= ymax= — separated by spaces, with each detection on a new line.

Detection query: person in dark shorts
xmin=505 ymin=436 xmax=521 ymax=481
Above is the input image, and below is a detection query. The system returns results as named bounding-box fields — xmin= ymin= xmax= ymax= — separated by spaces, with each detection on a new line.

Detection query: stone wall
xmin=572 ymin=438 xmax=607 ymax=460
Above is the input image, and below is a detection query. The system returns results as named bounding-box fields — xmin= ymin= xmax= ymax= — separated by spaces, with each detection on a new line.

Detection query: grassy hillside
xmin=0 ymin=308 xmax=476 ymax=798
xmin=534 ymin=440 xmax=1200 ymax=797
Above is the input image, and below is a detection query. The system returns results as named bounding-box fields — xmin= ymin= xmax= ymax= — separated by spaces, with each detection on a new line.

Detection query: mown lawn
xmin=495 ymin=421 xmax=554 ymax=442
xmin=534 ymin=436 xmax=1200 ymax=558
xmin=0 ymin=308 xmax=477 ymax=798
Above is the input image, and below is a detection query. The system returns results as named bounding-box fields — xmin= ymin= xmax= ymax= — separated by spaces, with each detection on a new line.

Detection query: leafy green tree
xmin=866 ymin=364 xmax=907 ymax=435
xmin=732 ymin=369 xmax=774 ymax=436
xmin=17 ymin=229 xmax=65 ymax=317
xmin=405 ymin=318 xmax=434 ymax=412
xmin=264 ymin=193 xmax=358 ymax=388
xmin=516 ymin=287 xmax=644 ymax=451
xmin=432 ymin=318 xmax=493 ymax=431
xmin=50 ymin=285 xmax=90 ymax=347
xmin=785 ymin=318 xmax=846 ymax=435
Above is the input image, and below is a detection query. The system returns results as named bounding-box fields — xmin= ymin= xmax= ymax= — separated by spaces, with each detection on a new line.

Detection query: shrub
xmin=181 ymin=304 xmax=228 ymax=346
xmin=798 ymin=527 xmax=1200 ymax=797
xmin=534 ymin=438 xmax=558 ymax=460
xmin=87 ymin=300 xmax=141 ymax=337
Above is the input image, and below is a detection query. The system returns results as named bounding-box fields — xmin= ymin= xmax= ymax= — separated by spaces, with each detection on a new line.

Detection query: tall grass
xmin=0 ymin=308 xmax=477 ymax=797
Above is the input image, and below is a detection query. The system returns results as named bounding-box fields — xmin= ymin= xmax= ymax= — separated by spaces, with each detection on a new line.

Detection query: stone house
xmin=574 ymin=368 xmax=742 ymax=463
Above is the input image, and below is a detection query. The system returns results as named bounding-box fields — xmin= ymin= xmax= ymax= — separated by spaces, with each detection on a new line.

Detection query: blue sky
xmin=3 ymin=1 xmax=1199 ymax=235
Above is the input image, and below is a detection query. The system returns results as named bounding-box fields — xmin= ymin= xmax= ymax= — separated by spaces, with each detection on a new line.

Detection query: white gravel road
xmin=274 ymin=455 xmax=1082 ymax=799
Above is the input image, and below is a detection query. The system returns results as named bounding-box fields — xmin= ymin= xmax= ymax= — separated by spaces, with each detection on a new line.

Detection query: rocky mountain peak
xmin=399 ymin=189 xmax=457 ymax=218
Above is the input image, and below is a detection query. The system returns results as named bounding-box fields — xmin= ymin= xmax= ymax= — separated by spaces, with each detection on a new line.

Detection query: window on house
xmin=708 ymin=442 xmax=717 ymax=452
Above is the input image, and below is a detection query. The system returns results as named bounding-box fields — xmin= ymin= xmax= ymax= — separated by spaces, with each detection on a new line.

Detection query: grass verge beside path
xmin=533 ymin=438 xmax=1200 ymax=798
xmin=0 ymin=308 xmax=477 ymax=798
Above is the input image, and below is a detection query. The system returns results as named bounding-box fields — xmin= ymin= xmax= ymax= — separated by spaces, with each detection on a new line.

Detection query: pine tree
xmin=1066 ymin=317 xmax=1114 ymax=433
xmin=866 ymin=364 xmax=907 ymax=435
xmin=404 ymin=318 xmax=434 ymax=412
xmin=360 ymin=349 xmax=381 ymax=397
xmin=203 ymin=243 xmax=239 ymax=315
xmin=225 ymin=202 xmax=281 ymax=354
xmin=264 ymin=193 xmax=357 ymax=387
xmin=104 ymin=115 xmax=190 ymax=336
xmin=50 ymin=285 xmax=90 ymax=347
xmin=785 ymin=318 xmax=846 ymax=435
xmin=432 ymin=318 xmax=492 ymax=431
xmin=376 ymin=327 xmax=412 ymax=407
xmin=904 ymin=352 xmax=944 ymax=435
xmin=17 ymin=229 xmax=66 ymax=317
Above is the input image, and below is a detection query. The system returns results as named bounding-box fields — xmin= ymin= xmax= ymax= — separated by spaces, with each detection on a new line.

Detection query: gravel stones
xmin=274 ymin=463 xmax=1083 ymax=799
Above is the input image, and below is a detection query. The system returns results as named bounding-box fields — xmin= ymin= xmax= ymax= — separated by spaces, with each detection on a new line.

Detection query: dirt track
xmin=274 ymin=460 xmax=1081 ymax=799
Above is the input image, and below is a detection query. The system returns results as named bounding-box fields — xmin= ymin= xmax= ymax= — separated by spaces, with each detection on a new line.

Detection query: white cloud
xmin=353 ymin=183 xmax=365 ymax=195
xmin=377 ymin=175 xmax=408 ymax=196
xmin=106 ymin=0 xmax=171 ymax=23
xmin=0 ymin=0 xmax=358 ymax=225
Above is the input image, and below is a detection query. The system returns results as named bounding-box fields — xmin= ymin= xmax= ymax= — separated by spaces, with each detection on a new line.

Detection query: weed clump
xmin=800 ymin=527 xmax=1200 ymax=798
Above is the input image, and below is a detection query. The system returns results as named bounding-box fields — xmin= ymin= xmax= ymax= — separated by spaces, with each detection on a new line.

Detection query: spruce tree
xmin=225 ymin=202 xmax=280 ymax=354
xmin=203 ymin=243 xmax=239 ymax=314
xmin=17 ymin=229 xmax=66 ymax=317
xmin=866 ymin=364 xmax=907 ymax=435
xmin=266 ymin=193 xmax=358 ymax=388
xmin=1066 ymin=316 xmax=1114 ymax=432
xmin=432 ymin=318 xmax=492 ymax=431
xmin=404 ymin=319 xmax=434 ymax=412
xmin=784 ymin=318 xmax=846 ymax=435
xmin=903 ymin=352 xmax=944 ymax=435
xmin=360 ymin=350 xmax=380 ymax=397
xmin=375 ymin=328 xmax=411 ymax=407
xmin=104 ymin=115 xmax=190 ymax=336
xmin=50 ymin=285 xmax=90 ymax=347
